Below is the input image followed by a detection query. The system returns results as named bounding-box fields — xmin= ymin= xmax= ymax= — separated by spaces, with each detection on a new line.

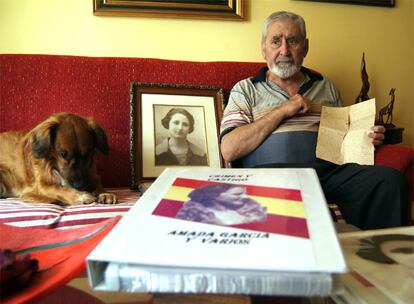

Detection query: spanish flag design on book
xmin=152 ymin=178 xmax=309 ymax=239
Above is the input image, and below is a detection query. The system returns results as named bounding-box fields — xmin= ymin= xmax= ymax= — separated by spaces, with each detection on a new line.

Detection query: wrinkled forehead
xmin=266 ymin=19 xmax=303 ymax=40
xmin=54 ymin=119 xmax=94 ymax=153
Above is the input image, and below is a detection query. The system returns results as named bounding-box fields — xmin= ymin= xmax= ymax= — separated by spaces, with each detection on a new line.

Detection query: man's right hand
xmin=280 ymin=94 xmax=311 ymax=118
xmin=221 ymin=94 xmax=311 ymax=163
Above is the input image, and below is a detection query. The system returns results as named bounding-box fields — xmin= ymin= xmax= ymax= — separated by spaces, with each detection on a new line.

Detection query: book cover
xmin=332 ymin=226 xmax=414 ymax=303
xmin=87 ymin=168 xmax=346 ymax=296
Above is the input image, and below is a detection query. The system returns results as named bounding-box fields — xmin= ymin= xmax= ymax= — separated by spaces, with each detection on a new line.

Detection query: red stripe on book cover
xmin=152 ymin=199 xmax=309 ymax=238
xmin=152 ymin=199 xmax=183 ymax=218
xmin=172 ymin=178 xmax=302 ymax=201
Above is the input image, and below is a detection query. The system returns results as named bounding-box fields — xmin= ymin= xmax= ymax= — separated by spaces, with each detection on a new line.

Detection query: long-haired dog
xmin=0 ymin=113 xmax=117 ymax=205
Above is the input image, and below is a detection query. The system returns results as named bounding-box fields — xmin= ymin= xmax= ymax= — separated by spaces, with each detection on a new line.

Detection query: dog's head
xmin=27 ymin=113 xmax=109 ymax=191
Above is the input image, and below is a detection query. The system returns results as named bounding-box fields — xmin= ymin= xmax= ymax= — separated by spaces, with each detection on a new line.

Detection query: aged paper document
xmin=316 ymin=98 xmax=376 ymax=165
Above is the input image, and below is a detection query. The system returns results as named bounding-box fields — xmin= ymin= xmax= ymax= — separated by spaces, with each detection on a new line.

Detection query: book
xmin=87 ymin=168 xmax=346 ymax=296
xmin=331 ymin=226 xmax=414 ymax=303
xmin=316 ymin=98 xmax=376 ymax=165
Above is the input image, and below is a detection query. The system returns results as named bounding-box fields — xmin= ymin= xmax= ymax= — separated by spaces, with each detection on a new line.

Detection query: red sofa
xmin=1 ymin=54 xmax=413 ymax=208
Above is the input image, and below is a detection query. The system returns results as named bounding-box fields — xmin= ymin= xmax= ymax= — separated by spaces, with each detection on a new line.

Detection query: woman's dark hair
xmin=161 ymin=108 xmax=195 ymax=133
xmin=356 ymin=234 xmax=414 ymax=264
xmin=188 ymin=183 xmax=241 ymax=206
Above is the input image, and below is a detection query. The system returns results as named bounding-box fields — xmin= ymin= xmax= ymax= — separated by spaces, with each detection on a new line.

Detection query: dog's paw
xmin=97 ymin=193 xmax=118 ymax=204
xmin=76 ymin=192 xmax=97 ymax=205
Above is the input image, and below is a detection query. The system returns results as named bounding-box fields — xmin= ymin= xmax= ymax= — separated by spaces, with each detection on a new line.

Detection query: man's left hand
xmin=368 ymin=125 xmax=386 ymax=146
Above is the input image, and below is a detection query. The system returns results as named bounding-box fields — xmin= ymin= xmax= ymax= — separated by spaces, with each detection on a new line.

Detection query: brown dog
xmin=0 ymin=113 xmax=117 ymax=205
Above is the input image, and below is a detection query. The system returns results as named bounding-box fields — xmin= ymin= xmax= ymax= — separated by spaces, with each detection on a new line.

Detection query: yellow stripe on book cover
xmin=164 ymin=186 xmax=306 ymax=218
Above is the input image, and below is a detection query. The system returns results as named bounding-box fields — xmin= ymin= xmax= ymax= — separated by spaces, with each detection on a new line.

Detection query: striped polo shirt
xmin=220 ymin=66 xmax=342 ymax=167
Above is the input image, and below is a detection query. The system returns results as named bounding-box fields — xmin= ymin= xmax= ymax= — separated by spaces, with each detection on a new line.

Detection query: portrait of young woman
xmin=154 ymin=106 xmax=208 ymax=166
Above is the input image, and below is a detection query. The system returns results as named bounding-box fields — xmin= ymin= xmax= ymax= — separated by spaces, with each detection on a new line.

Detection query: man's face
xmin=262 ymin=19 xmax=308 ymax=79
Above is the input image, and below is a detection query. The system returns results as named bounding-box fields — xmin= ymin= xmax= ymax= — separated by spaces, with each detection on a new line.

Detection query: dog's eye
xmin=59 ymin=151 xmax=71 ymax=161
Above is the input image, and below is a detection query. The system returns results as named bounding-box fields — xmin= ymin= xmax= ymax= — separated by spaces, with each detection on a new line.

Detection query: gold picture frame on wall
xmin=295 ymin=0 xmax=395 ymax=7
xmin=93 ymin=0 xmax=245 ymax=20
xmin=129 ymin=82 xmax=226 ymax=189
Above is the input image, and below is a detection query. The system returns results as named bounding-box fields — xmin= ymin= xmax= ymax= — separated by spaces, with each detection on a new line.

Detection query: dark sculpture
xmin=378 ymin=88 xmax=396 ymax=127
xmin=355 ymin=52 xmax=370 ymax=103
xmin=355 ymin=53 xmax=403 ymax=144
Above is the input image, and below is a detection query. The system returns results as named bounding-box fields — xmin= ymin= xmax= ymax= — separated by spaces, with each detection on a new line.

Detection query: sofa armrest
xmin=375 ymin=145 xmax=414 ymax=203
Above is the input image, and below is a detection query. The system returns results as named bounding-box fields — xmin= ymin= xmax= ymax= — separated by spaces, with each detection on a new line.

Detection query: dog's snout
xmin=71 ymin=178 xmax=89 ymax=191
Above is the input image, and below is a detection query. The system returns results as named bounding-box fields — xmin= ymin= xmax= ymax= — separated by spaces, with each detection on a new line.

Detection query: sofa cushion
xmin=375 ymin=145 xmax=414 ymax=173
xmin=375 ymin=144 xmax=414 ymax=204
xmin=0 ymin=188 xmax=139 ymax=229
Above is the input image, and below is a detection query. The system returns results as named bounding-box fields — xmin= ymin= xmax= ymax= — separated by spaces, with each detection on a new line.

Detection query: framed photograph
xmin=93 ymin=0 xmax=245 ymax=20
xmin=295 ymin=0 xmax=395 ymax=7
xmin=130 ymin=82 xmax=225 ymax=188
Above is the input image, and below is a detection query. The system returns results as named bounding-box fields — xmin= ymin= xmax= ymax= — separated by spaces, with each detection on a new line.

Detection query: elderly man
xmin=220 ymin=11 xmax=408 ymax=230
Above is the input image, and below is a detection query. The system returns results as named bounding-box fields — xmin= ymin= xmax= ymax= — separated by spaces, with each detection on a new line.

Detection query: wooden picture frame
xmin=93 ymin=0 xmax=245 ymax=20
xmin=295 ymin=0 xmax=395 ymax=7
xmin=130 ymin=82 xmax=225 ymax=189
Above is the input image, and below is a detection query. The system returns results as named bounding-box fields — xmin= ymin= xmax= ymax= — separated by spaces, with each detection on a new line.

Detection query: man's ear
xmin=303 ymin=38 xmax=309 ymax=58
xmin=261 ymin=43 xmax=267 ymax=59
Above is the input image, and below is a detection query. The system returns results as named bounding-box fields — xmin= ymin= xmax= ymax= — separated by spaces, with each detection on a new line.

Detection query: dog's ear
xmin=88 ymin=119 xmax=110 ymax=155
xmin=27 ymin=116 xmax=59 ymax=158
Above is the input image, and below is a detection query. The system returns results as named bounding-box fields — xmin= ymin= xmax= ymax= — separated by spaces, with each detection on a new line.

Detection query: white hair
xmin=261 ymin=11 xmax=307 ymax=45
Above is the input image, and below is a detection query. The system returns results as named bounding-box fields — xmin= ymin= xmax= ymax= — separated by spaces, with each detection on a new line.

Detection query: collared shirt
xmin=219 ymin=66 xmax=341 ymax=167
